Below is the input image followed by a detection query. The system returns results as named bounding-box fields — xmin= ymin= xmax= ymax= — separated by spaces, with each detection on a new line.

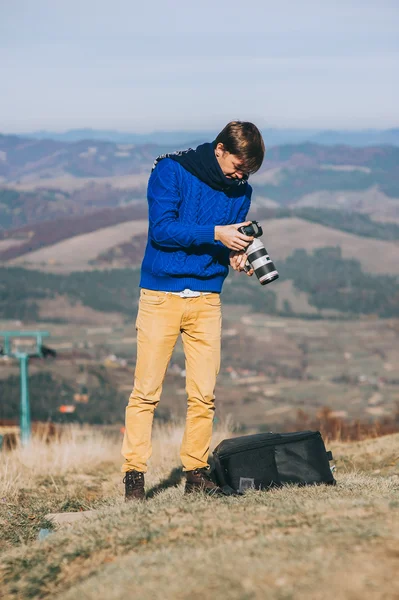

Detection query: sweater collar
xmin=152 ymin=142 xmax=249 ymax=194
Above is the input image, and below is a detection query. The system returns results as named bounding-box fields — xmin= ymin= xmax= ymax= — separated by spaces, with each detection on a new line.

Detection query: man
xmin=121 ymin=121 xmax=265 ymax=499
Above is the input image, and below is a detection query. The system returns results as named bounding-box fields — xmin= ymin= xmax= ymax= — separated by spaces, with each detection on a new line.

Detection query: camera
xmin=238 ymin=221 xmax=279 ymax=285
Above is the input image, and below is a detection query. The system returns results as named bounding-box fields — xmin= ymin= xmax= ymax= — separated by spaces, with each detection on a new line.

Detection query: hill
xmin=1 ymin=134 xmax=398 ymax=184
xmin=0 ymin=204 xmax=148 ymax=261
xmin=0 ymin=426 xmax=398 ymax=599
xmin=8 ymin=219 xmax=147 ymax=270
xmin=293 ymin=188 xmax=399 ymax=223
xmin=264 ymin=217 xmax=399 ymax=274
xmin=0 ymin=134 xmax=169 ymax=182
xmin=1 ymin=134 xmax=398 ymax=236
xmin=0 ymin=184 xmax=146 ymax=231
xmin=6 ymin=216 xmax=399 ymax=276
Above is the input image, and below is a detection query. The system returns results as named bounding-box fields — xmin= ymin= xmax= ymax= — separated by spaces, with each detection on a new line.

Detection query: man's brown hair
xmin=214 ymin=121 xmax=265 ymax=174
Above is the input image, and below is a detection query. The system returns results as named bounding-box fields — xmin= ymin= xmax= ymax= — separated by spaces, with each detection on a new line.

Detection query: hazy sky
xmin=1 ymin=0 xmax=398 ymax=132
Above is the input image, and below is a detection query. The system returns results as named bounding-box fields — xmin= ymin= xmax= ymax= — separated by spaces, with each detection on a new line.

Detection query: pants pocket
xmin=140 ymin=289 xmax=167 ymax=306
xmin=203 ymin=293 xmax=221 ymax=307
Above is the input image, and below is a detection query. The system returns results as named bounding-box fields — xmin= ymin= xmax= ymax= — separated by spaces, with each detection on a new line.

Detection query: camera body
xmin=238 ymin=221 xmax=263 ymax=238
xmin=238 ymin=221 xmax=279 ymax=285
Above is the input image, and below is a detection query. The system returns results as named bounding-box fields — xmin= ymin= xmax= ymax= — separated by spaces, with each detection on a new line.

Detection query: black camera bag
xmin=212 ymin=430 xmax=335 ymax=495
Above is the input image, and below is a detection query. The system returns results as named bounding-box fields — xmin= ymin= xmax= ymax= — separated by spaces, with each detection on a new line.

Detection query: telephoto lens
xmin=238 ymin=221 xmax=279 ymax=285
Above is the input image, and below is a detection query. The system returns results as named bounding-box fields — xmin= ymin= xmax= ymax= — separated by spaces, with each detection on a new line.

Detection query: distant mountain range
xmin=16 ymin=127 xmax=399 ymax=147
xmin=1 ymin=133 xmax=398 ymax=183
xmin=0 ymin=134 xmax=169 ymax=182
xmin=1 ymin=132 xmax=399 ymax=233
xmin=1 ymin=133 xmax=399 ymax=323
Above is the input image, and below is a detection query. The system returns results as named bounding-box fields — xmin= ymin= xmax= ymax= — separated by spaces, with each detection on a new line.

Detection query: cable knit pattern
xmin=140 ymin=159 xmax=252 ymax=292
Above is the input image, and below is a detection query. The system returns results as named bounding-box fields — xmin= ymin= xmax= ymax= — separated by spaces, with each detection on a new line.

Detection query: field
xmin=0 ymin=424 xmax=398 ymax=599
xmin=2 ymin=305 xmax=399 ymax=430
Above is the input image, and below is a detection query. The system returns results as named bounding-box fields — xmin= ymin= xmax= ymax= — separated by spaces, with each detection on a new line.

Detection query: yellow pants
xmin=121 ymin=288 xmax=222 ymax=473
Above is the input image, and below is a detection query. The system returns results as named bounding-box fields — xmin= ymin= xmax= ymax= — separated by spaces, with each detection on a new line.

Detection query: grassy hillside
xmin=0 ymin=186 xmax=146 ymax=231
xmin=258 ymin=206 xmax=399 ymax=241
xmin=3 ymin=203 xmax=399 ymax=265
xmin=263 ymin=218 xmax=399 ymax=275
xmin=292 ymin=188 xmax=399 ymax=223
xmin=2 ymin=244 xmax=399 ymax=323
xmin=253 ymin=166 xmax=399 ymax=202
xmin=10 ymin=220 xmax=147 ymax=270
xmin=4 ymin=216 xmax=399 ymax=276
xmin=0 ymin=425 xmax=398 ymax=599
xmin=0 ymin=267 xmax=142 ymax=321
xmin=0 ymin=204 xmax=148 ymax=260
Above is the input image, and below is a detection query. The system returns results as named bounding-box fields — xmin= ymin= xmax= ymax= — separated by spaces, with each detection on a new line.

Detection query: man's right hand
xmin=214 ymin=221 xmax=254 ymax=251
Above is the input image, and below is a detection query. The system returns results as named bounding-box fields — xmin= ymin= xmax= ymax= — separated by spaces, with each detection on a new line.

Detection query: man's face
xmin=215 ymin=143 xmax=246 ymax=179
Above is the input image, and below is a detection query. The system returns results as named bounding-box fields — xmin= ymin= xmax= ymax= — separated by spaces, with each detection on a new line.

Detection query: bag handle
xmin=213 ymin=453 xmax=239 ymax=496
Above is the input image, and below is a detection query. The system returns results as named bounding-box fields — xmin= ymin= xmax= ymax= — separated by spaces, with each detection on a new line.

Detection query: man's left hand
xmin=229 ymin=251 xmax=254 ymax=276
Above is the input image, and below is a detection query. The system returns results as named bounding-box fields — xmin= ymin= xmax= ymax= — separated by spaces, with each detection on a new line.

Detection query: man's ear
xmin=215 ymin=142 xmax=226 ymax=155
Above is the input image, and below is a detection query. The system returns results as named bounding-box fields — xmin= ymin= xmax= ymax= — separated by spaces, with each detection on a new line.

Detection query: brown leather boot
xmin=123 ymin=470 xmax=145 ymax=501
xmin=185 ymin=468 xmax=224 ymax=496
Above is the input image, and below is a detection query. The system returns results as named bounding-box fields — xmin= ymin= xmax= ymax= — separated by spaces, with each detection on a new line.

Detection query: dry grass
xmin=0 ymin=420 xmax=232 ymax=500
xmin=0 ymin=426 xmax=121 ymax=500
xmin=331 ymin=433 xmax=399 ymax=476
xmin=265 ymin=217 xmax=399 ymax=275
xmin=0 ymin=426 xmax=398 ymax=600
xmin=291 ymin=406 xmax=399 ymax=445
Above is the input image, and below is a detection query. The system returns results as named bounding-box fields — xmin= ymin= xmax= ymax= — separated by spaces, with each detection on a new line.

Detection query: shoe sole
xmin=125 ymin=493 xmax=146 ymax=501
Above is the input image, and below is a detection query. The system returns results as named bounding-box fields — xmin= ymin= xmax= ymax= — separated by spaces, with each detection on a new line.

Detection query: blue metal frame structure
xmin=0 ymin=330 xmax=50 ymax=446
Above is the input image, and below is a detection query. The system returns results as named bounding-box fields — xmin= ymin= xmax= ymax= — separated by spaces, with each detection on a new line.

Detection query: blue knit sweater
xmin=140 ymin=158 xmax=252 ymax=292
